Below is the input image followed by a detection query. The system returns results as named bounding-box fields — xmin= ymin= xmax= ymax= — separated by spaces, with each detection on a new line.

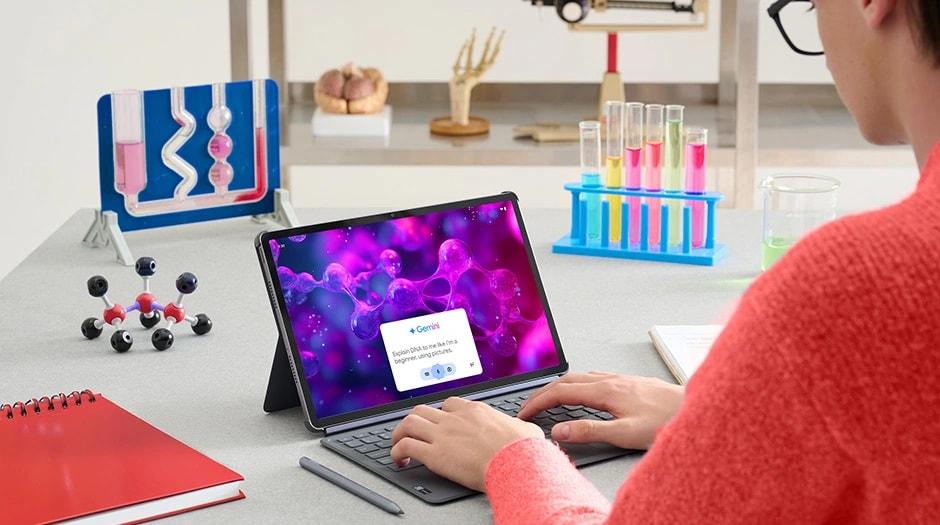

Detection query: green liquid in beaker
xmin=761 ymin=237 xmax=794 ymax=271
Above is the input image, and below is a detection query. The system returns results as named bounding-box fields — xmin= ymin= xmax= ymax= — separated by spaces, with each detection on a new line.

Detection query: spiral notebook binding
xmin=1 ymin=390 xmax=96 ymax=420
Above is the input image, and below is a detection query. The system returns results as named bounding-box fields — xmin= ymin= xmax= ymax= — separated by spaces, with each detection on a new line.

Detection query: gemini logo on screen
xmin=409 ymin=322 xmax=441 ymax=335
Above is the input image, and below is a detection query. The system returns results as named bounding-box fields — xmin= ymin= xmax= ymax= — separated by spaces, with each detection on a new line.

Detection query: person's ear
xmin=859 ymin=0 xmax=899 ymax=29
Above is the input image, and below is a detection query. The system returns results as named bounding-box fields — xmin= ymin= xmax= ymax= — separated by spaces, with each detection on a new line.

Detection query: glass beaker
xmin=761 ymin=174 xmax=841 ymax=270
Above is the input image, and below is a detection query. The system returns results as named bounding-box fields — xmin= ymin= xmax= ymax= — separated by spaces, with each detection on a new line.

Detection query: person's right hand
xmin=517 ymin=372 xmax=685 ymax=450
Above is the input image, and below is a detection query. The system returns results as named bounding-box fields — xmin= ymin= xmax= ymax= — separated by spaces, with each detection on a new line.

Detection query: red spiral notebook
xmin=0 ymin=391 xmax=244 ymax=524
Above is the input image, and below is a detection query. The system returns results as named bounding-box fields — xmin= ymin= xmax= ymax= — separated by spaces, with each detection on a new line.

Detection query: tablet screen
xmin=264 ymin=197 xmax=563 ymax=420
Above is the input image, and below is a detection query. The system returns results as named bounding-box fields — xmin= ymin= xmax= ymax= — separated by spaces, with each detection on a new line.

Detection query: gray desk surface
xmin=0 ymin=207 xmax=760 ymax=524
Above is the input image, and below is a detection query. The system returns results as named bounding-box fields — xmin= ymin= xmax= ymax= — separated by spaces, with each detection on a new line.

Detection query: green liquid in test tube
xmin=664 ymin=105 xmax=684 ymax=245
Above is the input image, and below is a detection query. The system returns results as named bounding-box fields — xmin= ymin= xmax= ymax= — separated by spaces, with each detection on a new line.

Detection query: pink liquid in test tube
xmin=645 ymin=141 xmax=663 ymax=243
xmin=623 ymin=102 xmax=644 ymax=245
xmin=644 ymin=104 xmax=665 ymax=246
xmin=115 ymin=141 xmax=146 ymax=196
xmin=685 ymin=127 xmax=708 ymax=248
xmin=112 ymin=90 xmax=147 ymax=198
xmin=625 ymin=147 xmax=642 ymax=244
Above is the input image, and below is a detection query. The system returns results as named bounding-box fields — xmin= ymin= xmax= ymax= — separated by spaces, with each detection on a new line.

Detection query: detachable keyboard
xmin=321 ymin=391 xmax=632 ymax=504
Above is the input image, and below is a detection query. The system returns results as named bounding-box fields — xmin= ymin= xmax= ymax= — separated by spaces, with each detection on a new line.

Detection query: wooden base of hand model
xmin=430 ymin=28 xmax=504 ymax=137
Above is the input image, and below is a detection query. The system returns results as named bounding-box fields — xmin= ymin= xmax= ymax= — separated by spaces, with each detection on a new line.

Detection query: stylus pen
xmin=299 ymin=456 xmax=404 ymax=515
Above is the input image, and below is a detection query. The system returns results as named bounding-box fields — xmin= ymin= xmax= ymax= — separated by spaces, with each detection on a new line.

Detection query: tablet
xmin=255 ymin=192 xmax=567 ymax=430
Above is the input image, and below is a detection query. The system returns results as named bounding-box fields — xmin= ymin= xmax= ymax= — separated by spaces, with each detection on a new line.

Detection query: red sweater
xmin=484 ymin=142 xmax=940 ymax=524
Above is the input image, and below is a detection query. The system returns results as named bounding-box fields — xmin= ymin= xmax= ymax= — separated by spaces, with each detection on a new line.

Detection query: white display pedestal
xmin=311 ymin=105 xmax=392 ymax=137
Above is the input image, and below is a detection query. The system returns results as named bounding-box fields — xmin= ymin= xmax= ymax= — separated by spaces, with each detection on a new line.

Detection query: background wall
xmin=284 ymin=0 xmax=833 ymax=84
xmin=0 ymin=1 xmax=892 ymax=282
xmin=0 ymin=1 xmax=232 ymax=280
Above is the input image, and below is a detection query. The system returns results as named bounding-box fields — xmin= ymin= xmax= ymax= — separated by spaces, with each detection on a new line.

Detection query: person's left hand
xmin=390 ymin=397 xmax=543 ymax=491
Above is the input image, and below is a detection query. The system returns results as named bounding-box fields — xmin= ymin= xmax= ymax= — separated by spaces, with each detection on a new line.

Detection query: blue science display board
xmin=95 ymin=79 xmax=280 ymax=232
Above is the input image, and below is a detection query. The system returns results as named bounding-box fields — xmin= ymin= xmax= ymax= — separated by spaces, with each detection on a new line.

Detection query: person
xmin=390 ymin=0 xmax=940 ymax=522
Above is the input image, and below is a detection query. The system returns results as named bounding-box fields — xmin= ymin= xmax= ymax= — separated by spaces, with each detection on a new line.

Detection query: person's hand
xmin=390 ymin=397 xmax=543 ymax=491
xmin=517 ymin=372 xmax=684 ymax=450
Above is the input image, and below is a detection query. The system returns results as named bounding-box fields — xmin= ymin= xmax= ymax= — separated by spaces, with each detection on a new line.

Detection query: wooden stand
xmin=429 ymin=115 xmax=490 ymax=136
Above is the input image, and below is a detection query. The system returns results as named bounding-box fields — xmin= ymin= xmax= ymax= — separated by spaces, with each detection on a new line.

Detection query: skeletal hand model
xmin=449 ymin=28 xmax=504 ymax=126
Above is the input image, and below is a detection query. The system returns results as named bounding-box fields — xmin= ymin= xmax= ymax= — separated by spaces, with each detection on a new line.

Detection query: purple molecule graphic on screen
xmin=270 ymin=240 xmax=280 ymax=262
xmin=275 ymin=237 xmax=532 ymax=345
xmin=269 ymin=201 xmax=560 ymax=418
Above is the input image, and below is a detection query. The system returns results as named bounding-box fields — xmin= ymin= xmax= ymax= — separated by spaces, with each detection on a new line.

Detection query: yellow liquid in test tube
xmin=664 ymin=106 xmax=685 ymax=245
xmin=606 ymin=156 xmax=623 ymax=243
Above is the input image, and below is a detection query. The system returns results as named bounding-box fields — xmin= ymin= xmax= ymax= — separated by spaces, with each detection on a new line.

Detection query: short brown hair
xmin=909 ymin=0 xmax=940 ymax=66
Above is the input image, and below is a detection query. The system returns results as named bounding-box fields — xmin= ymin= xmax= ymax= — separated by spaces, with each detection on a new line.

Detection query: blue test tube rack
xmin=553 ymin=183 xmax=726 ymax=266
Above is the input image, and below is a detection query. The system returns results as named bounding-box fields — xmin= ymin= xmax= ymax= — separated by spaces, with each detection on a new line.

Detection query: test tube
xmin=580 ymin=121 xmax=603 ymax=244
xmin=685 ymin=127 xmax=708 ymax=248
xmin=624 ymin=102 xmax=643 ymax=245
xmin=112 ymin=90 xmax=147 ymax=201
xmin=645 ymin=104 xmax=664 ymax=245
xmin=605 ymin=101 xmax=625 ymax=244
xmin=664 ymin=105 xmax=684 ymax=245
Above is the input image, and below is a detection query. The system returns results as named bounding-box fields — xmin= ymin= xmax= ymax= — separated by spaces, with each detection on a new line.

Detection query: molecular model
xmin=81 ymin=257 xmax=212 ymax=352
xmin=275 ymin=238 xmax=530 ymax=355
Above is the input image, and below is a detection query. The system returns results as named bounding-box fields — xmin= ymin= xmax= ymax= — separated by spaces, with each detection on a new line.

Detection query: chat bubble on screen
xmin=380 ymin=308 xmax=483 ymax=392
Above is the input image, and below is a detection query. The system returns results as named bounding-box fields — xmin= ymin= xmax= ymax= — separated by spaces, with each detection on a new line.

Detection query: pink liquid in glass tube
xmin=236 ymin=127 xmax=268 ymax=202
xmin=115 ymin=141 xmax=146 ymax=196
xmin=625 ymin=147 xmax=642 ymax=244
xmin=685 ymin=141 xmax=707 ymax=247
xmin=645 ymin=141 xmax=663 ymax=244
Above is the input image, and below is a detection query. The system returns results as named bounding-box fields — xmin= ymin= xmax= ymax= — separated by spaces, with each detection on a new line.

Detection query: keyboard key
xmin=583 ymin=407 xmax=598 ymax=414
xmin=370 ymin=430 xmax=384 ymax=435
xmin=546 ymin=407 xmax=566 ymax=415
xmin=336 ymin=436 xmax=354 ymax=443
xmin=353 ymin=433 xmax=369 ymax=439
xmin=384 ymin=425 xmax=396 ymax=431
xmin=596 ymin=412 xmax=614 ymax=420
xmin=377 ymin=456 xmax=395 ymax=465
xmin=361 ymin=435 xmax=381 ymax=444
xmin=377 ymin=440 xmax=392 ymax=449
xmin=367 ymin=449 xmax=389 ymax=459
xmin=568 ymin=409 xmax=588 ymax=418
xmin=387 ymin=459 xmax=423 ymax=472
xmin=497 ymin=403 xmax=518 ymax=411
xmin=518 ymin=394 xmax=529 ymax=400
xmin=562 ymin=405 xmax=583 ymax=411
xmin=378 ymin=432 xmax=391 ymax=440
xmin=343 ymin=439 xmax=364 ymax=448
xmin=357 ymin=444 xmax=379 ymax=453
xmin=550 ymin=414 xmax=573 ymax=422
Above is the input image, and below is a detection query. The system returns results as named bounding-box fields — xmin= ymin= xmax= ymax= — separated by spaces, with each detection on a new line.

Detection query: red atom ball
xmin=164 ymin=303 xmax=185 ymax=323
xmin=103 ymin=304 xmax=126 ymax=325
xmin=136 ymin=292 xmax=155 ymax=314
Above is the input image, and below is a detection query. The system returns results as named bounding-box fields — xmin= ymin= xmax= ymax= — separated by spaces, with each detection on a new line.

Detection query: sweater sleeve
xmin=485 ymin=221 xmax=867 ymax=524
xmin=485 ymin=437 xmax=611 ymax=525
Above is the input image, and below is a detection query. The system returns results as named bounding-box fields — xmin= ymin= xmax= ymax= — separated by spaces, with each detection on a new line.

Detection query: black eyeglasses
xmin=768 ymin=0 xmax=824 ymax=56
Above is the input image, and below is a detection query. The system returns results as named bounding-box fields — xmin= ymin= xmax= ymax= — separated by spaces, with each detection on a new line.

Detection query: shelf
xmin=280 ymin=98 xmax=910 ymax=168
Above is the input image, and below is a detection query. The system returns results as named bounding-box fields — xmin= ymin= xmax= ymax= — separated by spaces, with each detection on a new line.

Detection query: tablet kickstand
xmin=263 ymin=335 xmax=303 ymax=413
